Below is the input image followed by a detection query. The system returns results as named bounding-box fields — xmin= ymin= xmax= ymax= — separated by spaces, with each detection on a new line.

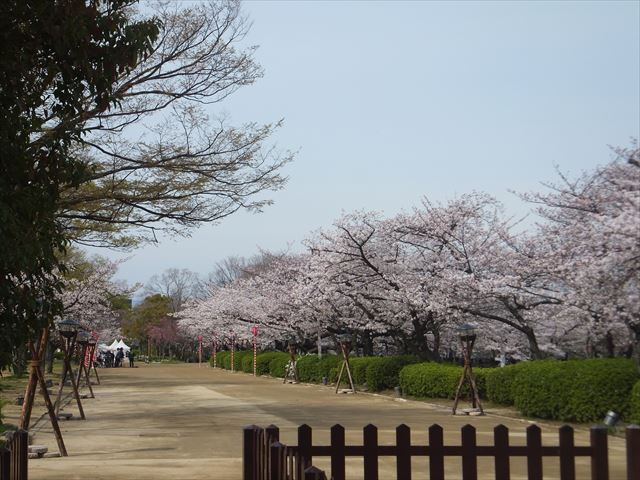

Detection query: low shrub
xmin=512 ymin=359 xmax=638 ymax=422
xmin=241 ymin=354 xmax=254 ymax=373
xmin=485 ymin=363 xmax=526 ymax=406
xmin=211 ymin=351 xmax=230 ymax=369
xmin=399 ymin=362 xmax=487 ymax=399
xmin=297 ymin=354 xmax=342 ymax=383
xmin=366 ymin=355 xmax=420 ymax=392
xmin=350 ymin=357 xmax=379 ymax=386
xmin=269 ymin=354 xmax=290 ymax=378
xmin=630 ymin=380 xmax=640 ymax=424
xmin=232 ymin=350 xmax=252 ymax=371
xmin=256 ymin=352 xmax=288 ymax=376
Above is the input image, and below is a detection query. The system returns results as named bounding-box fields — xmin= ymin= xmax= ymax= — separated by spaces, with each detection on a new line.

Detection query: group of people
xmin=98 ymin=347 xmax=135 ymax=368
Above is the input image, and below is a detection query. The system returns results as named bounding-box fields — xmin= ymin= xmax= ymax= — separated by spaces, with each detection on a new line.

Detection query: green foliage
xmin=350 ymin=357 xmax=379 ymax=385
xmin=269 ymin=354 xmax=290 ymax=377
xmin=241 ymin=354 xmax=254 ymax=373
xmin=295 ymin=355 xmax=342 ymax=383
xmin=399 ymin=362 xmax=487 ymax=399
xmin=233 ymin=350 xmax=252 ymax=372
xmin=630 ymin=380 xmax=640 ymax=424
xmin=485 ymin=363 xmax=526 ymax=406
xmin=512 ymin=359 xmax=638 ymax=422
xmin=255 ymin=352 xmax=288 ymax=376
xmin=365 ymin=355 xmax=420 ymax=392
xmin=0 ymin=0 xmax=159 ymax=370
xmin=211 ymin=351 xmax=230 ymax=369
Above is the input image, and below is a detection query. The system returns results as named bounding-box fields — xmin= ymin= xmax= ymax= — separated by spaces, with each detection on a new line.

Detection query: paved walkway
xmin=11 ymin=363 xmax=627 ymax=479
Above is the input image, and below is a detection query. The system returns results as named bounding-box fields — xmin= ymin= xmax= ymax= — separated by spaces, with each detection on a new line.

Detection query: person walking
xmin=128 ymin=350 xmax=135 ymax=368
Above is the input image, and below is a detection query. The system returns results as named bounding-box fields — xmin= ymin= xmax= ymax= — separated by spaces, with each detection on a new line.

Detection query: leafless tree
xmin=54 ymin=0 xmax=292 ymax=248
xmin=145 ymin=268 xmax=200 ymax=312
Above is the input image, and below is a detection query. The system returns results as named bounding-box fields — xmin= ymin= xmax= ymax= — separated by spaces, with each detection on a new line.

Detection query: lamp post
xmin=230 ymin=332 xmax=236 ymax=372
xmin=452 ymin=324 xmax=484 ymax=415
xmin=251 ymin=326 xmax=258 ymax=376
xmin=54 ymin=319 xmax=86 ymax=420
xmin=283 ymin=337 xmax=299 ymax=384
xmin=19 ymin=320 xmax=68 ymax=456
xmin=211 ymin=333 xmax=217 ymax=368
xmin=87 ymin=335 xmax=100 ymax=384
xmin=75 ymin=330 xmax=94 ymax=398
xmin=335 ymin=333 xmax=356 ymax=394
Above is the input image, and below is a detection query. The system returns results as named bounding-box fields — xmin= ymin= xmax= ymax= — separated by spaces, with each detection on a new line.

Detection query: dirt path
xmin=8 ymin=363 xmax=627 ymax=479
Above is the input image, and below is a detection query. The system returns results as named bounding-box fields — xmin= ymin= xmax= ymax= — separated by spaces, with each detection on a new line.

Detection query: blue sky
xmin=93 ymin=0 xmax=640 ymax=287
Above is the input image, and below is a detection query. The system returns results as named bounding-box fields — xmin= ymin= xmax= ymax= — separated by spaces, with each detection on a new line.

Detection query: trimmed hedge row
xmin=510 ymin=359 xmax=638 ymax=422
xmin=399 ymin=362 xmax=488 ymax=399
xmin=210 ymin=351 xmax=639 ymax=424
xmin=630 ymin=380 xmax=640 ymax=424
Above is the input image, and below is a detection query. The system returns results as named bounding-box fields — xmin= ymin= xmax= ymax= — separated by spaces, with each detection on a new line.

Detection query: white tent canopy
xmin=107 ymin=339 xmax=130 ymax=352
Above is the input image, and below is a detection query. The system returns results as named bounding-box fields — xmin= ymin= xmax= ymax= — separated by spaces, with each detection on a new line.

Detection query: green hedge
xmin=630 ymin=380 xmax=640 ymax=424
xmin=366 ymin=355 xmax=420 ymax=392
xmin=256 ymin=352 xmax=288 ymax=376
xmin=269 ymin=354 xmax=289 ymax=377
xmin=399 ymin=362 xmax=487 ymax=399
xmin=241 ymin=354 xmax=254 ymax=373
xmin=210 ymin=350 xmax=230 ymax=368
xmin=350 ymin=357 xmax=379 ymax=385
xmin=512 ymin=359 xmax=638 ymax=422
xmin=485 ymin=363 xmax=526 ymax=406
xmin=297 ymin=355 xmax=342 ymax=383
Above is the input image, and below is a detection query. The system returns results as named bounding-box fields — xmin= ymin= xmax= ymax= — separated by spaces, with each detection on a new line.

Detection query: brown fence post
xmin=627 ymin=425 xmax=640 ymax=480
xmin=304 ymin=466 xmax=328 ymax=480
xmin=298 ymin=424 xmax=313 ymax=477
xmin=0 ymin=447 xmax=9 ymax=480
xmin=363 ymin=424 xmax=379 ymax=480
xmin=396 ymin=424 xmax=411 ymax=480
xmin=461 ymin=424 xmax=478 ymax=480
xmin=243 ymin=425 xmax=261 ymax=480
xmin=526 ymin=424 xmax=543 ymax=480
xmin=590 ymin=425 xmax=609 ymax=480
xmin=429 ymin=424 xmax=445 ymax=480
xmin=559 ymin=425 xmax=576 ymax=480
xmin=494 ymin=425 xmax=510 ymax=480
xmin=270 ymin=441 xmax=285 ymax=480
xmin=265 ymin=425 xmax=280 ymax=480
xmin=331 ymin=424 xmax=346 ymax=480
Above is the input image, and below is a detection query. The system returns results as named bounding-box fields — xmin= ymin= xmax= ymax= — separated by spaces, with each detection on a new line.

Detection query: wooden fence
xmin=0 ymin=429 xmax=28 ymax=480
xmin=243 ymin=423 xmax=640 ymax=480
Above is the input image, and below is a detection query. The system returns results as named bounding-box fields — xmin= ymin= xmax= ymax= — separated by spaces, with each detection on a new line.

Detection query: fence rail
xmin=243 ymin=423 xmax=640 ymax=480
xmin=0 ymin=429 xmax=29 ymax=480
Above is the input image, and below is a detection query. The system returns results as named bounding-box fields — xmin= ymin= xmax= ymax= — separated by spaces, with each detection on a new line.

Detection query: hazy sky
xmin=88 ymin=0 xmax=640 ymax=288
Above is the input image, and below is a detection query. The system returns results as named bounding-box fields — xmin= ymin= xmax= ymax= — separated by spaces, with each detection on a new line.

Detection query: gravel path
xmin=17 ymin=363 xmax=627 ymax=479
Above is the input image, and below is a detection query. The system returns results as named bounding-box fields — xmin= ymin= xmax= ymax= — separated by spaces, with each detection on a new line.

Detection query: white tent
xmin=108 ymin=339 xmax=130 ymax=352
xmin=116 ymin=340 xmax=131 ymax=352
xmin=107 ymin=339 xmax=119 ymax=352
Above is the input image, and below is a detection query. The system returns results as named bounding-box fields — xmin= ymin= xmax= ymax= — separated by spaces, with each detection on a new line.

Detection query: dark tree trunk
xmin=11 ymin=344 xmax=27 ymax=377
xmin=45 ymin=339 xmax=55 ymax=374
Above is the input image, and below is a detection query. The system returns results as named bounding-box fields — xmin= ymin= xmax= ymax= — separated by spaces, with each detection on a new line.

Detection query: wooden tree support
xmin=54 ymin=332 xmax=86 ymax=420
xmin=335 ymin=341 xmax=356 ymax=394
xmin=452 ymin=334 xmax=484 ymax=415
xmin=283 ymin=343 xmax=299 ymax=384
xmin=88 ymin=341 xmax=100 ymax=385
xmin=19 ymin=328 xmax=68 ymax=456
xmin=76 ymin=343 xmax=95 ymax=399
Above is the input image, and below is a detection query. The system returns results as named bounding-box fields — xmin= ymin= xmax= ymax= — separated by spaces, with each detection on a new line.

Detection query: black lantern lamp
xmin=58 ymin=319 xmax=80 ymax=339
xmin=76 ymin=330 xmax=90 ymax=345
xmin=54 ymin=319 xmax=86 ymax=420
xmin=457 ymin=323 xmax=477 ymax=342
xmin=452 ymin=323 xmax=484 ymax=415
xmin=283 ymin=335 xmax=299 ymax=384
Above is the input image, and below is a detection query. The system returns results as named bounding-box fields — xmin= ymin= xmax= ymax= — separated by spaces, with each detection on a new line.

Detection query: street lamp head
xmin=457 ymin=323 xmax=477 ymax=341
xmin=77 ymin=330 xmax=90 ymax=345
xmin=58 ymin=319 xmax=80 ymax=338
